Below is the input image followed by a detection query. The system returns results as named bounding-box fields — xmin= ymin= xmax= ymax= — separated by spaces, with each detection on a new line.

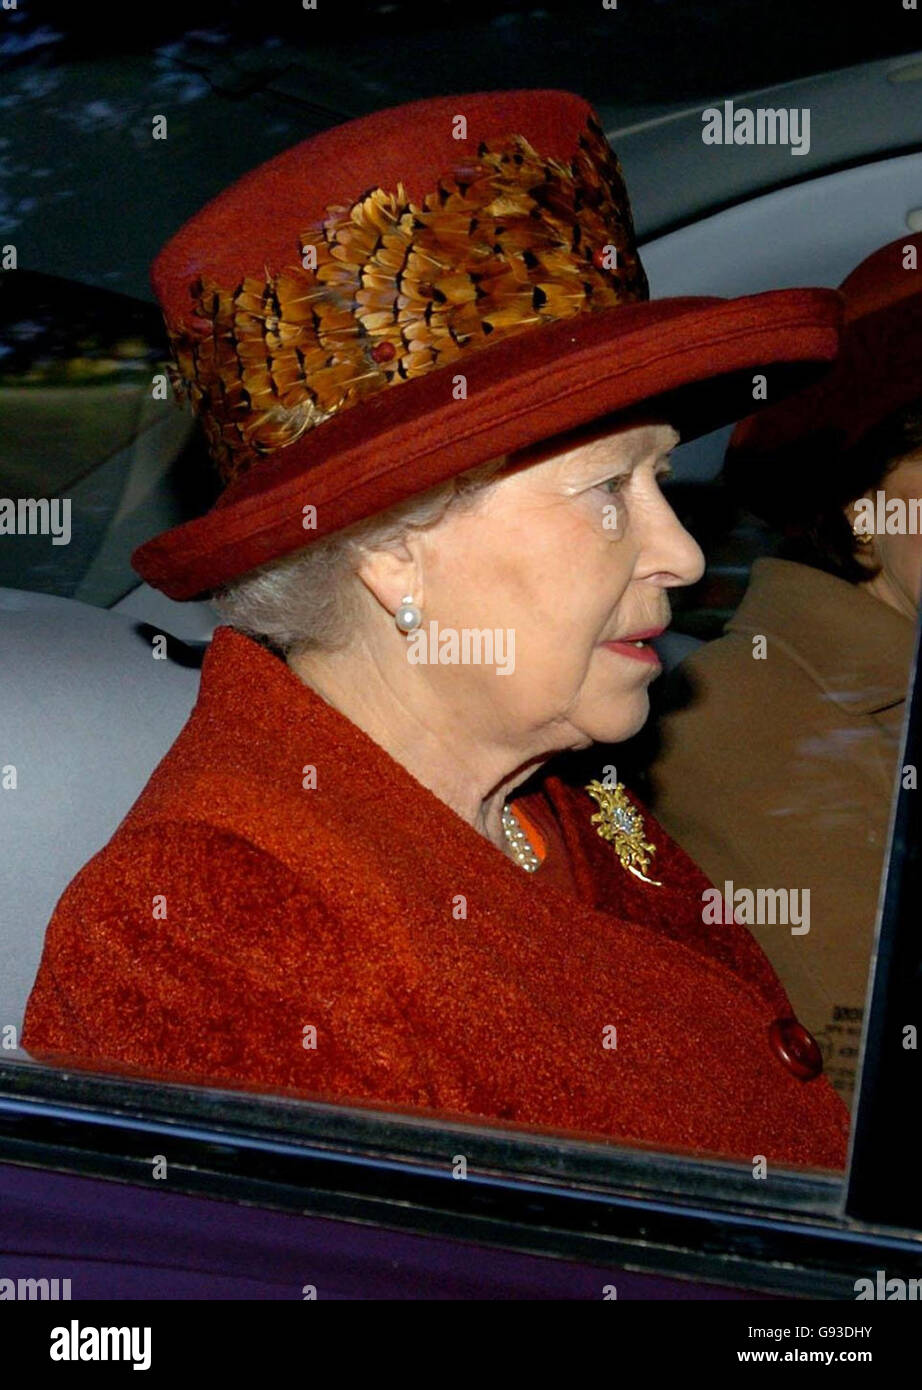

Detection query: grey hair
xmin=210 ymin=455 xmax=509 ymax=655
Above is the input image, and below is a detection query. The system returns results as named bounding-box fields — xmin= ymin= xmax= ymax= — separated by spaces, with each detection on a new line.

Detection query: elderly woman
xmin=649 ymin=234 xmax=922 ymax=1112
xmin=23 ymin=90 xmax=850 ymax=1168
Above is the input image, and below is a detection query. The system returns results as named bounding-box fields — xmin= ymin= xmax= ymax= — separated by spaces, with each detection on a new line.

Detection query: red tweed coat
xmin=23 ymin=627 xmax=849 ymax=1169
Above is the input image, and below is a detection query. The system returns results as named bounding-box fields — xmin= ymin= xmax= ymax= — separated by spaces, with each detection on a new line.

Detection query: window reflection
xmin=0 ymin=271 xmax=210 ymax=603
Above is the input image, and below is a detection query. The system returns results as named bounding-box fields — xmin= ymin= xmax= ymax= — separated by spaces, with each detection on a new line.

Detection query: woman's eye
xmin=601 ymin=474 xmax=627 ymax=495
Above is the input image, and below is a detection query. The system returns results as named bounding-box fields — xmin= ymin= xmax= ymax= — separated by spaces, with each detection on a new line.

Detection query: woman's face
xmin=404 ymin=419 xmax=705 ymax=758
xmin=857 ymin=450 xmax=922 ymax=622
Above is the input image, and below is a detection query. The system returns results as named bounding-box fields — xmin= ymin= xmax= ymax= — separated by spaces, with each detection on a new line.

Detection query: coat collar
xmin=727 ymin=557 xmax=916 ymax=716
xmin=173 ymin=625 xmax=626 ymax=906
xmin=132 ymin=625 xmax=603 ymax=897
xmin=121 ymin=625 xmax=789 ymax=1014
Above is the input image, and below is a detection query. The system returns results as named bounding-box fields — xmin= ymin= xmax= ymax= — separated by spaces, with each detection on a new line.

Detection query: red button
xmin=768 ymin=1017 xmax=823 ymax=1081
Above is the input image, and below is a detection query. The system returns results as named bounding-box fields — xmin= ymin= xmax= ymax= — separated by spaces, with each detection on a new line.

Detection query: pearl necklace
xmin=501 ymin=781 xmax=661 ymax=885
xmin=501 ymin=804 xmax=540 ymax=873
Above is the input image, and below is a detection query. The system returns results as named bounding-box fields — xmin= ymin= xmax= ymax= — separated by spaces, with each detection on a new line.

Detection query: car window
xmin=0 ymin=269 xmax=213 ymax=606
xmin=3 ymin=16 xmax=922 ymax=1250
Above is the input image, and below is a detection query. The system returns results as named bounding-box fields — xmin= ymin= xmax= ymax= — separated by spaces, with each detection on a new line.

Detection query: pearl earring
xmin=395 ymin=595 xmax=422 ymax=634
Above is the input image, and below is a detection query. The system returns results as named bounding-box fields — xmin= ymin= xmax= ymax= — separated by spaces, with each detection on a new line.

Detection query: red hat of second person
xmin=131 ymin=89 xmax=843 ymax=601
xmin=727 ymin=232 xmax=922 ymax=475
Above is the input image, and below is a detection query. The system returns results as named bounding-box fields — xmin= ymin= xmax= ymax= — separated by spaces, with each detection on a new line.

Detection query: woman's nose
xmin=643 ymin=497 xmax=707 ymax=588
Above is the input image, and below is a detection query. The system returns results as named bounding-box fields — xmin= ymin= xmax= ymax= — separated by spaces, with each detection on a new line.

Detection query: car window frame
xmin=845 ymin=606 xmax=922 ymax=1230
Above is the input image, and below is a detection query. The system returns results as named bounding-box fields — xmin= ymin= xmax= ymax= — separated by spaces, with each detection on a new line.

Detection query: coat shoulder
xmin=665 ymin=627 xmax=810 ymax=706
xmin=21 ymin=816 xmax=421 ymax=1101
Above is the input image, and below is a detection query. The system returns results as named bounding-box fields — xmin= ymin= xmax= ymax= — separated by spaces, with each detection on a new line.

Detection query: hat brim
xmin=727 ymin=289 xmax=922 ymax=472
xmin=132 ymin=287 xmax=841 ymax=600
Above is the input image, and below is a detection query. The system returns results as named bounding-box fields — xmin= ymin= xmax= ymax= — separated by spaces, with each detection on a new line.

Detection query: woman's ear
xmin=845 ymin=494 xmax=878 ymax=569
xmin=354 ymin=538 xmax=422 ymax=619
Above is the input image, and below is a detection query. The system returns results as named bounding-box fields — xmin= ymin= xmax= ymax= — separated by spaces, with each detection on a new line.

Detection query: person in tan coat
xmin=649 ymin=235 xmax=922 ymax=1110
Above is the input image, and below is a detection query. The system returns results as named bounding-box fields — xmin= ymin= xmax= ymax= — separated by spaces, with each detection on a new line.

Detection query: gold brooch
xmin=585 ymin=780 xmax=662 ymax=886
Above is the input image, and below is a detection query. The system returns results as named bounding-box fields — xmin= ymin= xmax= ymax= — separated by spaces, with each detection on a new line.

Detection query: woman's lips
xmin=601 ymin=627 xmax=665 ymax=668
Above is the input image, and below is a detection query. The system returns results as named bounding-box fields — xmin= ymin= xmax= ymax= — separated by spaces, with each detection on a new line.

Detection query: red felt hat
xmin=727 ymin=232 xmax=922 ymax=474
xmin=131 ymin=89 xmax=843 ymax=601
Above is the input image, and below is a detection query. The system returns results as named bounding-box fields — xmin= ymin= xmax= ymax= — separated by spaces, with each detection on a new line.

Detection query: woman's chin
xmin=583 ymin=692 xmax=650 ymax=746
